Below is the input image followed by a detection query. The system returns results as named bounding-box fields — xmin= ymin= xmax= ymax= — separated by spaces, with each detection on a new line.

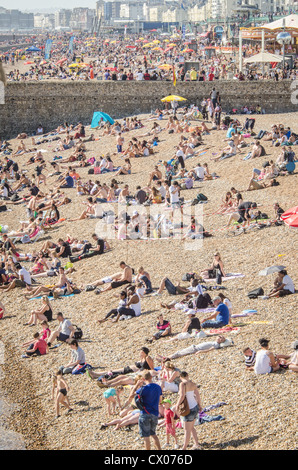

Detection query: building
xmin=70 ymin=8 xmax=96 ymax=31
xmin=0 ymin=8 xmax=34 ymax=31
xmin=54 ymin=9 xmax=72 ymax=30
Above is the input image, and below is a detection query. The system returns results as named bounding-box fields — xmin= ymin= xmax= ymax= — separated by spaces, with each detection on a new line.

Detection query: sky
xmin=0 ymin=0 xmax=96 ymax=11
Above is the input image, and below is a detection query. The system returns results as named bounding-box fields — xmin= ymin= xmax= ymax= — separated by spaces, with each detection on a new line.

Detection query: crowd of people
xmin=0 ymin=78 xmax=296 ymax=451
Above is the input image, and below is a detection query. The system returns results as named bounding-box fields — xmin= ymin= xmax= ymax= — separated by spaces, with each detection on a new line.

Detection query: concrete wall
xmin=0 ymin=80 xmax=296 ymax=139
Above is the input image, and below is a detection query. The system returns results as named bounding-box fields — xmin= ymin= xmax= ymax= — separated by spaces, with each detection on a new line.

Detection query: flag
xmin=44 ymin=39 xmax=52 ymax=60
xmin=173 ymin=65 xmax=176 ymax=87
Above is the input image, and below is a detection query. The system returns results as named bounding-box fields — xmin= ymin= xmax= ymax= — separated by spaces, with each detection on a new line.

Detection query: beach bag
xmin=73 ymin=325 xmax=83 ymax=340
xmin=178 ymin=384 xmax=190 ymax=417
xmin=135 ymin=386 xmax=149 ymax=414
xmin=94 ymin=167 xmax=101 ymax=174
xmin=247 ymin=287 xmax=264 ymax=299
xmin=72 ymin=363 xmax=92 ymax=375
xmin=197 ymin=193 xmax=208 ymax=202
xmin=88 ymin=169 xmax=94 ymax=175
xmin=182 ymin=272 xmax=196 ymax=282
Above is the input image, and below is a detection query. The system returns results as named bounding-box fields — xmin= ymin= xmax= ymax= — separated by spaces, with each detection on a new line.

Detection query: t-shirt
xmin=19 ymin=267 xmax=31 ymax=285
xmin=34 ymin=338 xmax=47 ymax=355
xmin=58 ymin=319 xmax=72 ymax=336
xmin=226 ymin=127 xmax=236 ymax=139
xmin=71 ymin=346 xmax=85 ymax=365
xmin=169 ymin=186 xmax=179 ymax=203
xmin=136 ymin=189 xmax=147 ymax=204
xmin=65 ymin=175 xmax=74 ymax=188
xmin=164 ymin=408 xmax=174 ymax=424
xmin=136 ymin=383 xmax=162 ymax=416
xmin=282 ymin=275 xmax=295 ymax=293
xmin=194 ymin=166 xmax=205 ymax=180
xmin=215 ymin=303 xmax=229 ymax=325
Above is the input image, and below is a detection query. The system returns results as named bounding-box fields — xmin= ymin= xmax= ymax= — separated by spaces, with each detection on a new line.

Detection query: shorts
xmin=111 ymin=280 xmax=130 ymax=289
xmin=58 ymin=333 xmax=70 ymax=342
xmin=253 ymin=168 xmax=261 ymax=175
xmin=117 ymin=145 xmax=122 ymax=153
xmin=101 ymin=276 xmax=113 ymax=284
xmin=171 ymin=201 xmax=181 ymax=210
xmin=139 ymin=413 xmax=158 ymax=438
xmin=15 ymin=280 xmax=27 ymax=288
xmin=278 ymin=289 xmax=293 ymax=297
xmin=181 ymin=405 xmax=199 ymax=422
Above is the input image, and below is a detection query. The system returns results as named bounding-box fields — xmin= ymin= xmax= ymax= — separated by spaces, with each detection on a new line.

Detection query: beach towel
xmin=29 ymin=294 xmax=75 ymax=301
xmin=207 ymin=326 xmax=240 ymax=335
xmin=231 ymin=309 xmax=257 ymax=318
xmin=204 ymin=273 xmax=245 ymax=282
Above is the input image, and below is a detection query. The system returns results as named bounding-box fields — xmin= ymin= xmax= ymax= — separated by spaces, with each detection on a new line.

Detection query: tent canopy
xmin=26 ymin=46 xmax=41 ymax=52
xmin=244 ymin=51 xmax=283 ymax=63
xmin=263 ymin=14 xmax=298 ymax=30
xmin=91 ymin=112 xmax=114 ymax=128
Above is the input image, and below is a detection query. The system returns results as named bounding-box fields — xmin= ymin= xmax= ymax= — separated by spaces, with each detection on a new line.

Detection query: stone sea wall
xmin=0 ymin=80 xmax=297 ymax=139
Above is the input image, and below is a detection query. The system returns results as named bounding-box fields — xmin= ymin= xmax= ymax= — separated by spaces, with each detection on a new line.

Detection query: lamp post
xmin=276 ymin=19 xmax=291 ymax=71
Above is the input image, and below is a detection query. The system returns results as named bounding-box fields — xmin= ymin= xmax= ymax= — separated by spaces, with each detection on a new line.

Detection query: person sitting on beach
xmin=200 ymin=296 xmax=230 ymax=329
xmin=200 ymin=252 xmax=226 ymax=280
xmin=164 ymin=310 xmax=202 ymax=343
xmin=21 ymin=331 xmax=48 ymax=358
xmin=84 ymin=261 xmax=133 ymax=294
xmin=263 ymin=270 xmax=295 ymax=299
xmin=254 ymin=338 xmax=280 ymax=374
xmin=158 ymin=361 xmax=181 ymax=393
xmin=47 ymin=312 xmax=76 ymax=347
xmin=112 ymin=285 xmax=142 ymax=322
xmin=276 ymin=340 xmax=298 ymax=373
xmin=58 ymin=339 xmax=86 ymax=375
xmin=243 ymin=347 xmax=257 ymax=370
xmin=146 ymin=314 xmax=172 ymax=343
xmin=24 ymin=295 xmax=53 ymax=326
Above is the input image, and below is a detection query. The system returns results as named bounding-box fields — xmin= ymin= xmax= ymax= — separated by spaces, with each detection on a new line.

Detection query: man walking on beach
xmin=137 ymin=371 xmax=162 ymax=450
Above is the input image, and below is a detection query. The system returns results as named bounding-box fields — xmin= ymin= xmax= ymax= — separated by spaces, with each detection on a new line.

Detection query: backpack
xmin=134 ymin=386 xmax=149 ymax=414
xmin=247 ymin=287 xmax=264 ymax=299
xmin=195 ymin=293 xmax=212 ymax=309
xmin=73 ymin=325 xmax=83 ymax=340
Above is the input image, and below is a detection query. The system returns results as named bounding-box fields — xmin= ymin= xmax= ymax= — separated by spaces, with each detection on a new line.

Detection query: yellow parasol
xmin=158 ymin=64 xmax=173 ymax=69
xmin=161 ymin=95 xmax=187 ymax=102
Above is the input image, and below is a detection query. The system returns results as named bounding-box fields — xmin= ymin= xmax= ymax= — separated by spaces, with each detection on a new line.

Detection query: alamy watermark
xmin=290 ymin=80 xmax=298 ymax=104
xmin=94 ymin=202 xmax=205 ymax=251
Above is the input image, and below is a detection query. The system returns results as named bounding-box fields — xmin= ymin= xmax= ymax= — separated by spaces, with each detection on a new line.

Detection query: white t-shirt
xmin=176 ymin=149 xmax=185 ymax=160
xmin=194 ymin=166 xmax=205 ymax=180
xmin=169 ymin=185 xmax=180 ymax=203
xmin=158 ymin=185 xmax=166 ymax=198
xmin=136 ymin=72 xmax=144 ymax=80
xmin=19 ymin=267 xmax=31 ymax=285
xmin=254 ymin=349 xmax=272 ymax=374
xmin=282 ymin=275 xmax=295 ymax=293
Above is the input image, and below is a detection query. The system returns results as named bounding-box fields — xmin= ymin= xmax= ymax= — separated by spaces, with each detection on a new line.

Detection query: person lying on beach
xmin=152 ymin=276 xmax=198 ymax=296
xmin=69 ymin=234 xmax=111 ymax=262
xmin=157 ymin=336 xmax=232 ymax=361
xmin=84 ymin=261 xmax=133 ymax=294
xmin=87 ymin=347 xmax=154 ymax=386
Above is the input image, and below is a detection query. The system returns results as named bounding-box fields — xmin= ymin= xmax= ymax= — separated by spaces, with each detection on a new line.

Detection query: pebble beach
xmin=0 ymin=111 xmax=297 ymax=450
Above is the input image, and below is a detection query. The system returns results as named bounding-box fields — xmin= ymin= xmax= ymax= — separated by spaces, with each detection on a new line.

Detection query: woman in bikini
xmin=52 ymin=371 xmax=72 ymax=418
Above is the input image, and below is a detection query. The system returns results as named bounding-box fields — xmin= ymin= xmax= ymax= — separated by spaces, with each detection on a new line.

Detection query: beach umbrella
xmin=161 ymin=95 xmax=187 ymax=102
xmin=56 ymin=58 xmax=67 ymax=65
xmin=183 ymin=48 xmax=194 ymax=53
xmin=280 ymin=206 xmax=298 ymax=228
xmin=158 ymin=64 xmax=173 ymax=69
xmin=24 ymin=61 xmax=34 ymax=65
xmin=153 ymin=40 xmax=161 ymax=44
xmin=258 ymin=266 xmax=286 ymax=276
xmin=26 ymin=46 xmax=41 ymax=52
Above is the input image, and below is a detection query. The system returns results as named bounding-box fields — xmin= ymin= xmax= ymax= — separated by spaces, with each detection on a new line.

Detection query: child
xmin=52 ymin=370 xmax=73 ymax=418
xmin=40 ymin=320 xmax=51 ymax=342
xmin=103 ymin=386 xmax=124 ymax=416
xmin=162 ymin=399 xmax=179 ymax=449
